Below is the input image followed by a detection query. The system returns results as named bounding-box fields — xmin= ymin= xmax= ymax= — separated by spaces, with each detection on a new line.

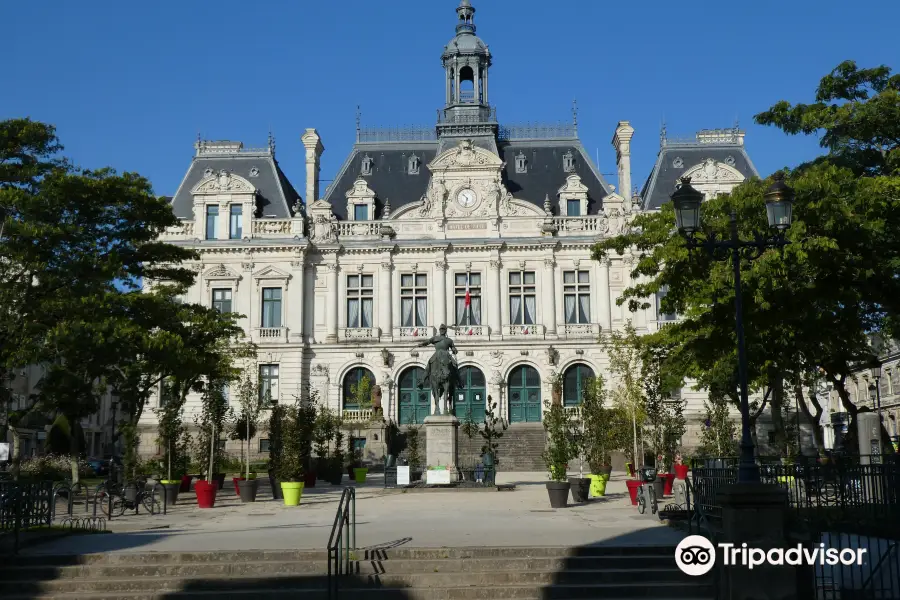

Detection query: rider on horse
xmin=416 ymin=324 xmax=460 ymax=415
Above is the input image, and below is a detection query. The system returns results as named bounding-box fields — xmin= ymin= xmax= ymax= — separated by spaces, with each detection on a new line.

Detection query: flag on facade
xmin=523 ymin=327 xmax=529 ymax=335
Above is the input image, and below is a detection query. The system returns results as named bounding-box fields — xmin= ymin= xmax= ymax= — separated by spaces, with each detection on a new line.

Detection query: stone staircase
xmin=457 ymin=423 xmax=546 ymax=471
xmin=0 ymin=545 xmax=713 ymax=599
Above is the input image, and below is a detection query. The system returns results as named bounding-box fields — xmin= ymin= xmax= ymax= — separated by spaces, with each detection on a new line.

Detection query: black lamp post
xmin=671 ymin=173 xmax=795 ymax=483
xmin=868 ymin=367 xmax=883 ymax=423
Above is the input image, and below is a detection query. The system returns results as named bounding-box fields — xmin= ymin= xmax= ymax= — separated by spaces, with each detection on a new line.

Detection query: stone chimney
xmin=301 ymin=129 xmax=324 ymax=202
xmin=612 ymin=121 xmax=635 ymax=207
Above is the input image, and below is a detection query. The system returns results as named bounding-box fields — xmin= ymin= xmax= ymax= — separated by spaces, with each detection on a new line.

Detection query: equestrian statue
xmin=416 ymin=324 xmax=460 ymax=416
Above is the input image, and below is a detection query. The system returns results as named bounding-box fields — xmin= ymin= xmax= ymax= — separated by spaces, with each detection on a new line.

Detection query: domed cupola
xmin=441 ymin=0 xmax=491 ymax=108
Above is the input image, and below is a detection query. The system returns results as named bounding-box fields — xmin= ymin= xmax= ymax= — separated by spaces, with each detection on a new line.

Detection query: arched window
xmin=563 ymin=364 xmax=595 ymax=406
xmin=459 ymin=66 xmax=475 ymax=103
xmin=508 ymin=365 xmax=541 ymax=423
xmin=455 ymin=366 xmax=486 ymax=422
xmin=342 ymin=367 xmax=375 ymax=410
xmin=398 ymin=367 xmax=430 ymax=424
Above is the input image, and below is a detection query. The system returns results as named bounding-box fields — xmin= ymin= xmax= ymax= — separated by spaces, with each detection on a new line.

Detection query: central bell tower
xmin=437 ymin=0 xmax=498 ymax=152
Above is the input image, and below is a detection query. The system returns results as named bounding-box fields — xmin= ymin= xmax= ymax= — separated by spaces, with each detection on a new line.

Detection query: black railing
xmin=690 ymin=456 xmax=900 ymax=599
xmin=327 ymin=486 xmax=356 ymax=600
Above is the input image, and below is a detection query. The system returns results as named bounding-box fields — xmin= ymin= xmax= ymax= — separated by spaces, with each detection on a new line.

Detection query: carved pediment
xmin=429 ymin=139 xmax=504 ymax=171
xmin=253 ymin=265 xmax=291 ymax=282
xmin=346 ymin=177 xmax=376 ymax=201
xmin=682 ymin=158 xmax=745 ymax=184
xmin=192 ymin=170 xmax=255 ymax=194
xmin=558 ymin=174 xmax=589 ymax=196
xmin=204 ymin=264 xmax=240 ymax=279
xmin=308 ymin=199 xmax=334 ymax=212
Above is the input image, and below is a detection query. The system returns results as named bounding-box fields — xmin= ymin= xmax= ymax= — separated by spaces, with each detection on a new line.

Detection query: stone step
xmin=0 ymin=566 xmax=695 ymax=593
xmin=0 ymin=555 xmax=681 ymax=581
xmin=1 ymin=545 xmax=678 ymax=568
xmin=4 ymin=582 xmax=712 ymax=600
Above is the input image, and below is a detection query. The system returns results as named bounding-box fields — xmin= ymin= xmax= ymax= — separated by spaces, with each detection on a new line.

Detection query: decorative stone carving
xmin=563 ymin=150 xmax=575 ymax=173
xmin=346 ymin=177 xmax=377 ymax=220
xmin=672 ymin=157 xmax=684 ymax=169
xmin=408 ymin=153 xmax=420 ymax=175
xmin=307 ymin=199 xmax=338 ymax=243
xmin=249 ymin=166 xmax=260 ymax=178
xmin=361 ymin=154 xmax=373 ymax=176
xmin=311 ymin=364 xmax=329 ymax=377
xmin=489 ymin=350 xmax=504 ymax=367
xmin=192 ymin=170 xmax=255 ymax=194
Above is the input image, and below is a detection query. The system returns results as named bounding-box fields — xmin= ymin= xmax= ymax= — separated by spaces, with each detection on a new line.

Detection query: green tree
xmin=602 ymin=321 xmax=646 ymax=466
xmin=697 ymin=394 xmax=738 ymax=458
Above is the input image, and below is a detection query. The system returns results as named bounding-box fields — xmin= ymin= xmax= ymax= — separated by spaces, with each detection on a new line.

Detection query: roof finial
xmin=268 ymin=130 xmax=276 ymax=155
xmin=456 ymin=0 xmax=475 ymax=34
xmin=543 ymin=194 xmax=552 ymax=216
xmin=572 ymin=99 xmax=578 ymax=132
xmin=660 ymin=119 xmax=667 ymax=148
xmin=355 ymin=105 xmax=361 ymax=142
xmin=383 ymin=198 xmax=391 ymax=219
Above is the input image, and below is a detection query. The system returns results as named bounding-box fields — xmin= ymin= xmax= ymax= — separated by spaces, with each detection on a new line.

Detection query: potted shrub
xmin=581 ymin=376 xmax=628 ymax=498
xmin=406 ymin=425 xmax=423 ymax=481
xmin=329 ymin=428 xmax=345 ymax=485
xmin=268 ymin=399 xmax=285 ymax=500
xmin=229 ymin=373 xmax=265 ymax=503
xmin=479 ymin=397 xmax=507 ymax=485
xmin=278 ymin=399 xmax=305 ymax=506
xmin=567 ymin=410 xmax=590 ymax=503
xmin=542 ymin=400 xmax=575 ymax=508
xmin=297 ymin=393 xmax=318 ymax=489
xmin=549 ymin=371 xmax=564 ymax=406
xmin=314 ymin=406 xmax=337 ymax=481
xmin=155 ymin=380 xmax=191 ymax=507
xmin=193 ymin=379 xmax=230 ymax=508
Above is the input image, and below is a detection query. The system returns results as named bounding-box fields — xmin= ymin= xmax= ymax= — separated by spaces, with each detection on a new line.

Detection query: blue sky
xmin=4 ymin=0 xmax=898 ymax=199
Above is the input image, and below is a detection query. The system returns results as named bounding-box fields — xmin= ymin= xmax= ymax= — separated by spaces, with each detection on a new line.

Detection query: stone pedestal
xmin=424 ymin=415 xmax=459 ymax=470
xmin=717 ymin=482 xmax=796 ymax=600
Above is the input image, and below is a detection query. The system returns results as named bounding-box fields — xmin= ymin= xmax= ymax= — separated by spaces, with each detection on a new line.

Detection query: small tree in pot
xmin=541 ymin=399 xmax=576 ymax=508
xmin=405 ymin=425 xmax=423 ymax=481
xmin=314 ymin=406 xmax=337 ymax=482
xmin=230 ymin=373 xmax=264 ymax=502
xmin=330 ymin=426 xmax=346 ymax=485
xmin=479 ymin=397 xmax=507 ymax=484
xmin=277 ymin=398 xmax=304 ymax=506
xmin=295 ymin=389 xmax=318 ymax=487
xmin=267 ymin=396 xmax=284 ymax=500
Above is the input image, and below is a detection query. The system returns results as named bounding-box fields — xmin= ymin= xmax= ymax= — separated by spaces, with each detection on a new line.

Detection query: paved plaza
xmin=25 ymin=473 xmax=685 ymax=555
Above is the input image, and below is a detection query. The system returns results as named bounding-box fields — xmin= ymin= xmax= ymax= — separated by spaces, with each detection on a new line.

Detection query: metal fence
xmin=689 ymin=456 xmax=900 ymax=599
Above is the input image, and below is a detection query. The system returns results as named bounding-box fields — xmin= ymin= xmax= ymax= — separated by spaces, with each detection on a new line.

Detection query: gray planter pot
xmin=237 ymin=479 xmax=258 ymax=503
xmin=568 ymin=478 xmax=590 ymax=503
xmin=161 ymin=482 xmax=179 ymax=506
xmin=269 ymin=473 xmax=283 ymax=500
xmin=546 ymin=481 xmax=571 ymax=508
xmin=653 ymin=476 xmax=665 ymax=500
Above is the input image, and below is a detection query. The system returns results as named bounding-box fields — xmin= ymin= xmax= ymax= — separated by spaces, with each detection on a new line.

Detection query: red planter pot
xmin=195 ymin=480 xmax=217 ymax=509
xmin=179 ymin=475 xmax=193 ymax=493
xmin=674 ymin=464 xmax=689 ymax=480
xmin=661 ymin=473 xmax=676 ymax=496
xmin=232 ymin=477 xmax=245 ymax=495
xmin=625 ymin=479 xmax=642 ymax=506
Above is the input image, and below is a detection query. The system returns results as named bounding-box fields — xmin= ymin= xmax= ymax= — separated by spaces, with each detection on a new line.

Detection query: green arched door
xmin=563 ymin=364 xmax=595 ymax=406
xmin=508 ymin=365 xmax=541 ymax=423
xmin=454 ymin=366 xmax=486 ymax=422
xmin=398 ymin=367 xmax=430 ymax=424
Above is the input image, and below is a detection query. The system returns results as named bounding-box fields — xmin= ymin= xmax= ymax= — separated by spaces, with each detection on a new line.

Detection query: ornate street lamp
xmin=868 ymin=366 xmax=883 ymax=423
xmin=671 ymin=172 xmax=795 ymax=483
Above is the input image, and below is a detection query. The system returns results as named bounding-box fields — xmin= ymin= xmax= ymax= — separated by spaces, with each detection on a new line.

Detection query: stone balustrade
xmin=561 ymin=323 xmax=601 ymax=339
xmin=337 ymin=221 xmax=383 ymax=238
xmin=253 ymin=327 xmax=289 ymax=343
xmin=564 ymin=405 xmax=582 ymax=420
xmin=393 ymin=326 xmax=435 ymax=339
xmin=339 ymin=327 xmax=381 ymax=341
xmin=502 ymin=324 xmax=545 ymax=338
xmin=341 ymin=408 xmax=376 ymax=423
xmin=448 ymin=325 xmax=490 ymax=339
xmin=551 ymin=215 xmax=609 ymax=236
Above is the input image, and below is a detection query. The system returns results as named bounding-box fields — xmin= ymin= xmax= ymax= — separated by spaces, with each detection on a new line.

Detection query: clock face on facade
xmin=457 ymin=188 xmax=477 ymax=208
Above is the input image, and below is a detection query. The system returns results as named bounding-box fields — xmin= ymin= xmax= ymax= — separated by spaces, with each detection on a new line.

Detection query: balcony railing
xmin=552 ymin=216 xmax=608 ymax=235
xmin=340 ymin=327 xmax=381 ymax=341
xmin=337 ymin=221 xmax=383 ymax=238
xmin=503 ymin=324 xmax=545 ymax=338
xmin=252 ymin=219 xmax=292 ymax=236
xmin=393 ymin=326 xmax=435 ymax=339
xmin=253 ymin=327 xmax=289 ymax=343
xmin=160 ymin=219 xmax=195 ymax=240
xmin=561 ymin=323 xmax=601 ymax=339
xmin=342 ymin=408 xmax=376 ymax=423
xmin=448 ymin=325 xmax=490 ymax=338
xmin=564 ymin=405 xmax=583 ymax=420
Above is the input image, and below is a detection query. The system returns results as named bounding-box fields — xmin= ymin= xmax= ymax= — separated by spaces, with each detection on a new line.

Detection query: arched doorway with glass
xmin=454 ymin=366 xmax=486 ymax=422
xmin=398 ymin=367 xmax=430 ymax=425
xmin=508 ymin=365 xmax=541 ymax=423
xmin=563 ymin=363 xmax=595 ymax=407
xmin=342 ymin=367 xmax=376 ymax=412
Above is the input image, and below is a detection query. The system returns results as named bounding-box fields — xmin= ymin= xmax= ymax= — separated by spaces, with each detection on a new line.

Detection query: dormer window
xmin=563 ymin=150 xmax=575 ymax=173
xmin=408 ymin=154 xmax=420 ymax=175
xmin=361 ymin=154 xmax=373 ymax=176
xmin=515 ymin=152 xmax=527 ymax=174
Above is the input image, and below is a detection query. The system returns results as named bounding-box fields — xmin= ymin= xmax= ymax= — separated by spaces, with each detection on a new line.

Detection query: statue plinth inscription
xmin=424 ymin=414 xmax=460 ymax=474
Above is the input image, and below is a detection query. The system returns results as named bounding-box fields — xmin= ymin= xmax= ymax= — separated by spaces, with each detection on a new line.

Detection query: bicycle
xmin=636 ymin=466 xmax=659 ymax=515
xmin=96 ymin=478 xmax=161 ymax=517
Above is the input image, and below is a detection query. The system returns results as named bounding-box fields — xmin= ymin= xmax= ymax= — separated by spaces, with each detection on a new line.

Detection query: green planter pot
xmin=280 ymin=481 xmax=304 ymax=506
xmin=588 ymin=474 xmax=608 ymax=497
xmin=353 ymin=468 xmax=368 ymax=484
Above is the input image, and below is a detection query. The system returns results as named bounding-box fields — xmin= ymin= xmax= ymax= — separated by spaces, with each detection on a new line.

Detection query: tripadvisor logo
xmin=675 ymin=535 xmax=867 ymax=576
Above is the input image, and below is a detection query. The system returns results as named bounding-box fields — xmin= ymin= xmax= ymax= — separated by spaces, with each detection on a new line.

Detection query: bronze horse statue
xmin=416 ymin=324 xmax=461 ymax=416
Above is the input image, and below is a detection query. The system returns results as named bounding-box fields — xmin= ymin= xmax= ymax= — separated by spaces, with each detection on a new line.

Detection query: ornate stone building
xmin=141 ymin=1 xmax=760 ymax=467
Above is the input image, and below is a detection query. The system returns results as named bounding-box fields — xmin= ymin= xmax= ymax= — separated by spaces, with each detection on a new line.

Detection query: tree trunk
xmin=208 ymin=422 xmax=216 ymax=483
xmin=795 ymin=381 xmax=825 ymax=451
xmin=769 ymin=370 xmax=786 ymax=455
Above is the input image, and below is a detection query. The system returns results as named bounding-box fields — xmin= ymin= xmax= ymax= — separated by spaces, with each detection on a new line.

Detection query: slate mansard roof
xmin=322 ymin=133 xmax=611 ymax=220
xmin=169 ymin=141 xmax=302 ymax=220
xmin=640 ymin=128 xmax=759 ymax=211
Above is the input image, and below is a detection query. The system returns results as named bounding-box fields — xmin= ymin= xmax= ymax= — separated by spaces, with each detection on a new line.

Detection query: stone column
xmin=290 ymin=253 xmax=305 ymax=340
xmin=433 ymin=259 xmax=447 ymax=327
xmin=392 ymin=266 xmax=402 ymax=331
xmin=487 ymin=259 xmax=502 ymax=337
xmin=542 ymin=256 xmax=557 ymax=335
xmin=598 ymin=258 xmax=611 ymax=331
xmin=717 ymin=483 xmax=796 ymax=600
xmin=613 ymin=121 xmax=635 ymax=204
xmin=379 ymin=261 xmax=393 ymax=337
xmin=217 ymin=200 xmax=229 ymax=241
xmin=325 ymin=260 xmax=339 ymax=342
xmin=474 ymin=63 xmax=480 ymax=102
